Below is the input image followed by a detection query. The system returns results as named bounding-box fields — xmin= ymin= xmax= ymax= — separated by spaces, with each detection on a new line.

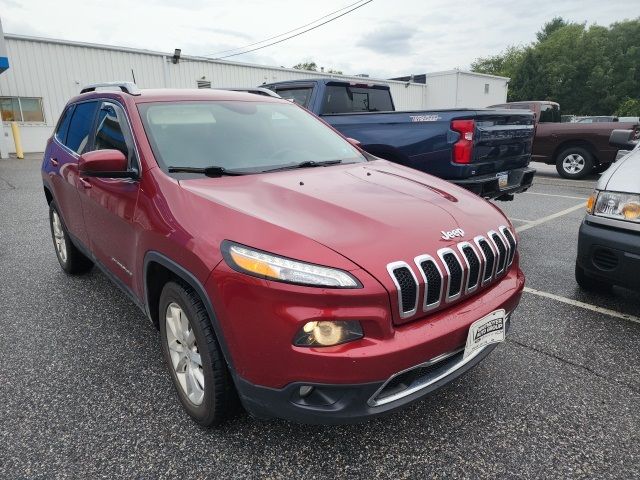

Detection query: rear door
xmin=46 ymin=101 xmax=99 ymax=247
xmin=77 ymin=100 xmax=141 ymax=289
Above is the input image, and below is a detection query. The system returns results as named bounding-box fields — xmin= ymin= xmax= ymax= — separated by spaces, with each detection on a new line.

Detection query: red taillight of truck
xmin=451 ymin=119 xmax=475 ymax=164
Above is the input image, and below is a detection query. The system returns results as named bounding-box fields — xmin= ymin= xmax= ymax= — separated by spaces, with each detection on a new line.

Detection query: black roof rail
xmin=80 ymin=82 xmax=141 ymax=96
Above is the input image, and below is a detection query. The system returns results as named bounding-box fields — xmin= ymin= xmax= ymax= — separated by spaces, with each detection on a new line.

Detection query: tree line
xmin=471 ymin=17 xmax=640 ymax=116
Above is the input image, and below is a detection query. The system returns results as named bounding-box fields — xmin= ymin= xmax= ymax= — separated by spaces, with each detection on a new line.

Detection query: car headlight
xmin=221 ymin=241 xmax=361 ymax=288
xmin=593 ymin=191 xmax=640 ymax=222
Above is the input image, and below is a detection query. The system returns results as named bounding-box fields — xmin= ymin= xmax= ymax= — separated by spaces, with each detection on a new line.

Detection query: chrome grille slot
xmin=386 ymin=261 xmax=418 ymax=318
xmin=458 ymin=242 xmax=481 ymax=292
xmin=489 ymin=230 xmax=507 ymax=275
xmin=476 ymin=237 xmax=495 ymax=283
xmin=500 ymin=226 xmax=517 ymax=266
xmin=414 ymin=255 xmax=443 ymax=311
xmin=438 ymin=249 xmax=464 ymax=301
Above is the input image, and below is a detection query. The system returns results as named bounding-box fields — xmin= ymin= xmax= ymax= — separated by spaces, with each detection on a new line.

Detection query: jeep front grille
xmin=387 ymin=226 xmax=516 ymax=322
xmin=386 ymin=261 xmax=418 ymax=318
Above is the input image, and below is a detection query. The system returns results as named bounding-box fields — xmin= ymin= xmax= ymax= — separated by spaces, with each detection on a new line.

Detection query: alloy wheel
xmin=51 ymin=210 xmax=68 ymax=264
xmin=165 ymin=302 xmax=205 ymax=405
xmin=562 ymin=154 xmax=585 ymax=174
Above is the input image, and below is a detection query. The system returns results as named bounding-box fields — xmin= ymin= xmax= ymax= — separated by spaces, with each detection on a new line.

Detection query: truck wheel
xmin=159 ymin=281 xmax=234 ymax=426
xmin=49 ymin=202 xmax=93 ymax=274
xmin=556 ymin=147 xmax=594 ymax=179
xmin=575 ymin=263 xmax=612 ymax=292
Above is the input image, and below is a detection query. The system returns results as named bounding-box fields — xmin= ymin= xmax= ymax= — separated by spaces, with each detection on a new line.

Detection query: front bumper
xmin=577 ymin=217 xmax=640 ymax=291
xmin=452 ymin=167 xmax=536 ymax=200
xmin=235 ymin=333 xmax=505 ymax=424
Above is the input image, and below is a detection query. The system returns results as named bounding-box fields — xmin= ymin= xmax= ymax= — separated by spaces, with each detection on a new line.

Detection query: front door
xmin=77 ymin=100 xmax=141 ymax=290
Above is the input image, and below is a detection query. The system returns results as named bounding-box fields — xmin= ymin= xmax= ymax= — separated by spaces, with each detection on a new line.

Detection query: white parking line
xmin=509 ymin=218 xmax=533 ymax=223
xmin=523 ymin=191 xmax=588 ymax=201
xmin=523 ymin=287 xmax=640 ymax=324
xmin=516 ymin=203 xmax=586 ymax=233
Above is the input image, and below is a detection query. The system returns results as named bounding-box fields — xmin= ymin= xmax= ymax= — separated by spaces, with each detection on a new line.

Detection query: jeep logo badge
xmin=441 ymin=228 xmax=465 ymax=240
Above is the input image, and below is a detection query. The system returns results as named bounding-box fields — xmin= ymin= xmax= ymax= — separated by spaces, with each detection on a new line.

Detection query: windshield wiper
xmin=168 ymin=165 xmax=248 ymax=177
xmin=261 ymin=159 xmax=344 ymax=173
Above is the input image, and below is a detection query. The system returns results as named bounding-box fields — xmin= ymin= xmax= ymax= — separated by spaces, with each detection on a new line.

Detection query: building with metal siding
xmin=0 ymin=34 xmax=430 ymax=153
xmin=422 ymin=70 xmax=509 ymax=109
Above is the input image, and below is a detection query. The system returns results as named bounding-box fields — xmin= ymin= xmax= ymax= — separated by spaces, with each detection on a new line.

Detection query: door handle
xmin=79 ymin=178 xmax=92 ymax=189
xmin=49 ymin=157 xmax=59 ymax=167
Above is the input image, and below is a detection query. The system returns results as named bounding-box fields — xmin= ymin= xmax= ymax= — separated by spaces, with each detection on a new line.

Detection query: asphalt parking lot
xmin=1 ymin=156 xmax=638 ymax=479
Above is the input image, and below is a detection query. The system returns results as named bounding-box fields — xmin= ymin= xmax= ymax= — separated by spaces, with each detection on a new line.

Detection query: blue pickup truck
xmin=263 ymin=78 xmax=536 ymax=200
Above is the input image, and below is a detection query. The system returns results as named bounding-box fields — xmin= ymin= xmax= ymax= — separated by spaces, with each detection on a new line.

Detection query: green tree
xmin=293 ymin=61 xmax=343 ymax=75
xmin=293 ymin=61 xmax=318 ymax=71
xmin=471 ymin=17 xmax=640 ymax=115
xmin=615 ymin=98 xmax=640 ymax=116
xmin=536 ymin=17 xmax=568 ymax=42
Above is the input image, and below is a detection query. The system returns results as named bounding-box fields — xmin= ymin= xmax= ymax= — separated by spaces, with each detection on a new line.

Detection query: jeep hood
xmin=179 ymin=160 xmax=509 ymax=281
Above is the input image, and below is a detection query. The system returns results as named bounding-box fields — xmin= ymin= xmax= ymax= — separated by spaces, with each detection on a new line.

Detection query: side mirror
xmin=609 ymin=129 xmax=638 ymax=150
xmin=346 ymin=137 xmax=362 ymax=147
xmin=79 ymin=150 xmax=135 ymax=178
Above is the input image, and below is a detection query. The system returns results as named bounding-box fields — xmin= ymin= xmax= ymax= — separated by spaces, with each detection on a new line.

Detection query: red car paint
xmin=42 ymin=88 xmax=524 ymax=422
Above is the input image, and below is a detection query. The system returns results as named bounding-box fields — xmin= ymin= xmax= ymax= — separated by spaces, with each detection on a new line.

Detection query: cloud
xmin=356 ymin=23 xmax=418 ymax=55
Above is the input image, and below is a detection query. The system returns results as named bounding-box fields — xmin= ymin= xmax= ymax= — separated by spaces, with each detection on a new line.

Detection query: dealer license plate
xmin=463 ymin=309 xmax=506 ymax=359
xmin=496 ymin=172 xmax=509 ymax=190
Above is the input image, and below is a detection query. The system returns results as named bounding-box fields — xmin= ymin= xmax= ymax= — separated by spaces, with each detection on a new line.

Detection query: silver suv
xmin=576 ymin=129 xmax=640 ymax=292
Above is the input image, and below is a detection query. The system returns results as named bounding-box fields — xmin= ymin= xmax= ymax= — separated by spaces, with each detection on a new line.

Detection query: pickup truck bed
xmin=264 ymin=79 xmax=536 ymax=200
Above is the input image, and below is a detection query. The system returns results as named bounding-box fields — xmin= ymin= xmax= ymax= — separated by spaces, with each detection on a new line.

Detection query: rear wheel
xmin=159 ymin=281 xmax=234 ymax=426
xmin=575 ymin=263 xmax=612 ymax=292
xmin=49 ymin=202 xmax=93 ymax=274
xmin=555 ymin=147 xmax=594 ymax=179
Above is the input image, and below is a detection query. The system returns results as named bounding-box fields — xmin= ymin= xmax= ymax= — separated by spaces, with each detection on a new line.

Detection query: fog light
xmin=293 ymin=320 xmax=363 ymax=347
xmin=299 ymin=385 xmax=314 ymax=397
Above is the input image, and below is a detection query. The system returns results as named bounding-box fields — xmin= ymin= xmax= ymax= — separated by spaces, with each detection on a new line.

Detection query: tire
xmin=593 ymin=163 xmax=611 ymax=174
xmin=159 ymin=281 xmax=234 ymax=426
xmin=49 ymin=202 xmax=93 ymax=274
xmin=575 ymin=263 xmax=612 ymax=292
xmin=555 ymin=147 xmax=594 ymax=179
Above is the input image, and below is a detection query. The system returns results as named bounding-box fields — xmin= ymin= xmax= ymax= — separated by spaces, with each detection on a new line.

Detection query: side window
xmin=66 ymin=101 xmax=99 ymax=154
xmin=54 ymin=105 xmax=75 ymax=145
xmin=94 ymin=103 xmax=129 ymax=160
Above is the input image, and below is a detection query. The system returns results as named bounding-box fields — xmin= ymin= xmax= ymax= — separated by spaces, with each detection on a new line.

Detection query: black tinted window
xmin=274 ymin=87 xmax=313 ymax=107
xmin=539 ymin=104 xmax=561 ymax=123
xmin=322 ymin=85 xmax=393 ymax=114
xmin=94 ymin=103 xmax=129 ymax=159
xmin=55 ymin=106 xmax=74 ymax=145
xmin=66 ymin=101 xmax=98 ymax=153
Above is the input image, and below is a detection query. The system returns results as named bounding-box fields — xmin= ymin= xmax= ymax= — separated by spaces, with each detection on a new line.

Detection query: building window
xmin=484 ymin=83 xmax=490 ymax=94
xmin=0 ymin=96 xmax=45 ymax=122
xmin=197 ymin=80 xmax=211 ymax=89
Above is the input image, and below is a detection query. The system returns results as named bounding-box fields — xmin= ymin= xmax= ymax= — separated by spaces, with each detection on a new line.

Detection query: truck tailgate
xmin=472 ymin=109 xmax=535 ymax=175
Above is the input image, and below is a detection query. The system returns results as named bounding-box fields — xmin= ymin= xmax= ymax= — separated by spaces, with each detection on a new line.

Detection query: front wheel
xmin=159 ymin=281 xmax=234 ymax=426
xmin=555 ymin=147 xmax=594 ymax=179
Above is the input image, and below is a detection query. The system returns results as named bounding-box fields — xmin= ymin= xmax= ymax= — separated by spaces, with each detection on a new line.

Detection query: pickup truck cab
xmin=576 ymin=129 xmax=640 ymax=292
xmin=42 ymin=82 xmax=524 ymax=426
xmin=490 ymin=101 xmax=639 ymax=179
xmin=264 ymin=79 xmax=536 ymax=200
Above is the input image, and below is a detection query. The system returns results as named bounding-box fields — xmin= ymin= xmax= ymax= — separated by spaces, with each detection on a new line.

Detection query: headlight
xmin=593 ymin=191 xmax=640 ymax=222
xmin=221 ymin=241 xmax=361 ymax=288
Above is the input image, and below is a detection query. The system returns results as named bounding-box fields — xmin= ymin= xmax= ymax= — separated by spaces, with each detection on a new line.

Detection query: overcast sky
xmin=1 ymin=0 xmax=637 ymax=79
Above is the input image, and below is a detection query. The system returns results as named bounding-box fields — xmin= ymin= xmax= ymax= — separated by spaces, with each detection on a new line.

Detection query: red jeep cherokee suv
xmin=42 ymin=82 xmax=524 ymax=426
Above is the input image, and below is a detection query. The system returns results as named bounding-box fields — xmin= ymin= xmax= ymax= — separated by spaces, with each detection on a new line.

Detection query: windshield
xmin=138 ymin=101 xmax=366 ymax=173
